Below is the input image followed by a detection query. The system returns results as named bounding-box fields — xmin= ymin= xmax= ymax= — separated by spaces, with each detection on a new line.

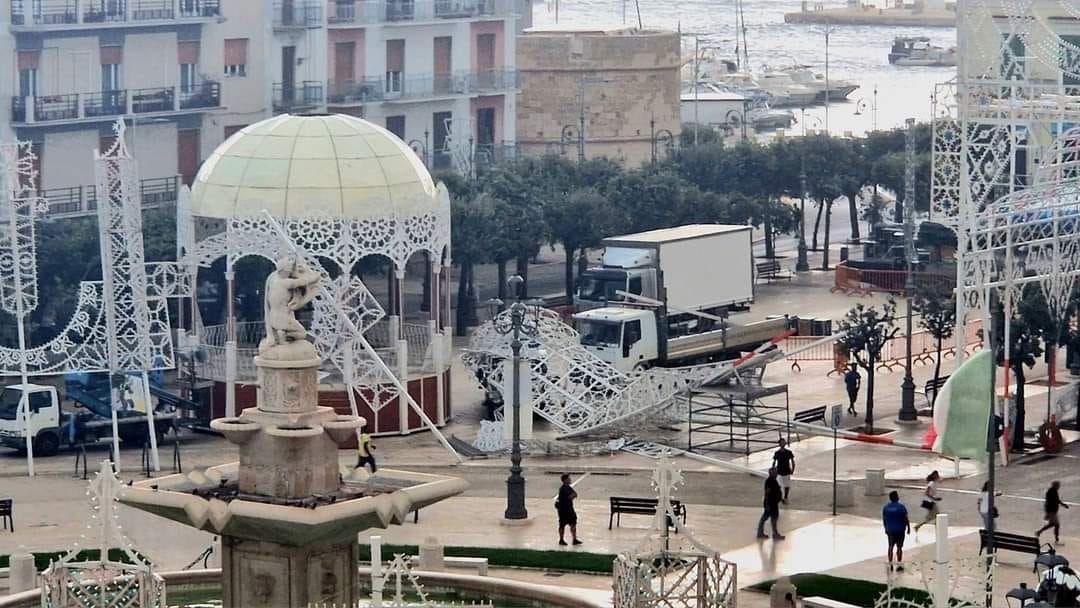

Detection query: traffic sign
xmin=830 ymin=404 xmax=843 ymax=430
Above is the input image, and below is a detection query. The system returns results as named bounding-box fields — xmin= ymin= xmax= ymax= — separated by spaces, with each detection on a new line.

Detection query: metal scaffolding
xmin=687 ymin=382 xmax=790 ymax=455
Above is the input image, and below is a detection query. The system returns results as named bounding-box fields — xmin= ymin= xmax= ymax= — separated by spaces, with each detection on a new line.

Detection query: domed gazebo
xmin=179 ymin=113 xmax=452 ymax=437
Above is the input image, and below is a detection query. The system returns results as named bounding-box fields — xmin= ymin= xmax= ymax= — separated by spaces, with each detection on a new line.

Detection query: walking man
xmin=882 ymin=491 xmax=910 ymax=571
xmin=1036 ymin=480 xmax=1069 ymax=545
xmin=756 ymin=467 xmax=785 ymax=540
xmin=557 ymin=473 xmax=582 ymax=546
xmin=772 ymin=438 xmax=795 ymax=503
xmin=844 ymin=364 xmax=861 ymax=416
xmin=355 ymin=428 xmax=377 ymax=474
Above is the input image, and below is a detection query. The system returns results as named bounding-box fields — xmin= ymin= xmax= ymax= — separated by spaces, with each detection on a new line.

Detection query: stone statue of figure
xmin=260 ymin=255 xmax=321 ymax=356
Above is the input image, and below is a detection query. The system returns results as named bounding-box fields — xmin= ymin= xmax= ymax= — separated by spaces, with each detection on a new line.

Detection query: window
xmin=624 ymin=320 xmax=642 ymax=347
xmin=179 ymin=41 xmax=199 ymax=93
xmin=100 ymin=45 xmax=122 ymax=91
xmin=224 ymin=124 xmax=247 ymax=139
xmin=628 ymin=276 xmax=643 ymax=295
xmin=386 ymin=115 xmax=405 ymax=140
xmin=386 ymin=39 xmax=404 ymax=94
xmin=29 ymin=391 xmax=52 ymax=413
xmin=101 ymin=63 xmax=121 ymax=92
xmin=224 ymin=38 xmax=248 ymax=77
xmin=17 ymin=51 xmax=38 ymax=98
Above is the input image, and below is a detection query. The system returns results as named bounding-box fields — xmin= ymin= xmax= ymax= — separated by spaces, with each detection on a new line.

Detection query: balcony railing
xmin=384 ymin=68 xmax=519 ymax=102
xmin=327 ymin=0 xmax=508 ymax=25
xmin=39 ymin=176 xmax=180 ymax=218
xmin=11 ymin=0 xmax=220 ymax=26
xmin=273 ymin=81 xmax=325 ymax=113
xmin=273 ymin=1 xmax=323 ymax=27
xmin=326 ymin=79 xmax=385 ymax=105
xmin=11 ymin=82 xmax=221 ymax=125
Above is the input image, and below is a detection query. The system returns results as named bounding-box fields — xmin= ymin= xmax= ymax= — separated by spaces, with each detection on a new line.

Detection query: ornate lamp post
xmin=899 ymin=118 xmax=919 ymax=423
xmin=407 ymin=130 xmax=430 ymax=167
xmin=854 ymin=86 xmax=879 ymax=132
xmin=489 ymin=275 xmax=541 ymax=520
xmin=796 ymin=163 xmax=811 ymax=272
xmin=650 ymin=117 xmax=674 ymax=164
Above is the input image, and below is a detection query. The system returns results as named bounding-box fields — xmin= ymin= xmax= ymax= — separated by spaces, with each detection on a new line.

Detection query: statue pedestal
xmin=222 ymin=536 xmax=358 ymax=608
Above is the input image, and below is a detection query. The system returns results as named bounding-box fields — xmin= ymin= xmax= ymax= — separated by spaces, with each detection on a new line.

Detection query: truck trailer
xmin=575 ymin=224 xmax=755 ymax=317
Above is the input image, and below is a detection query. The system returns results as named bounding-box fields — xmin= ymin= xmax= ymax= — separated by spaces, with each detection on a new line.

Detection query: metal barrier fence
xmin=832 ymin=262 xmax=954 ymax=296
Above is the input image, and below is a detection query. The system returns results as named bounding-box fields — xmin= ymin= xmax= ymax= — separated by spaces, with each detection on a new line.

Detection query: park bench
xmin=790 ymin=405 xmax=827 ymax=441
xmin=756 ymin=260 xmax=793 ymax=283
xmin=408 ymin=555 xmax=489 ymax=576
xmin=0 ymin=497 xmax=11 ymax=532
xmin=803 ymin=597 xmax=861 ymax=608
xmin=978 ymin=529 xmax=1064 ymax=572
xmin=916 ymin=376 xmax=950 ymax=413
xmin=609 ymin=497 xmax=687 ymax=531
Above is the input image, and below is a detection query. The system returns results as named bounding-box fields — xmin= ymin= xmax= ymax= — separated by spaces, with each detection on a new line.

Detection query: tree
xmin=836 ymin=300 xmax=900 ymax=432
xmin=914 ymin=285 xmax=956 ymax=408
xmin=545 ymin=187 xmax=619 ymax=301
xmin=443 ymin=174 xmax=489 ymax=335
xmin=835 ymin=137 xmax=870 ymax=244
xmin=993 ymin=298 xmax=1044 ymax=452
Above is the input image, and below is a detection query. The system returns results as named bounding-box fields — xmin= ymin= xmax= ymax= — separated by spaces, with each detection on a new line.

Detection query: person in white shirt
xmin=914 ymin=470 xmax=942 ymax=533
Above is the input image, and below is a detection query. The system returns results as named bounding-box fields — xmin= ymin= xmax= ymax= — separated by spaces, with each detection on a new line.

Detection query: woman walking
xmin=914 ymin=471 xmax=942 ymax=533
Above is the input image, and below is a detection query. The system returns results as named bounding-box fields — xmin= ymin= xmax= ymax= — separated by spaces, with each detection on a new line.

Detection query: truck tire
xmin=34 ymin=431 xmax=61 ymax=457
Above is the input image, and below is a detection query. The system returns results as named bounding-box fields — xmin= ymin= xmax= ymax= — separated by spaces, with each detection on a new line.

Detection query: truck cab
xmin=574 ymin=308 xmax=658 ymax=372
xmin=0 ymin=384 xmax=63 ymax=455
xmin=575 ymin=248 xmax=658 ymax=311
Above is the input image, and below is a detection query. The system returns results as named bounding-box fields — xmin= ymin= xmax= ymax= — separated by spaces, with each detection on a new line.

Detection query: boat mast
xmin=736 ymin=0 xmax=750 ymax=70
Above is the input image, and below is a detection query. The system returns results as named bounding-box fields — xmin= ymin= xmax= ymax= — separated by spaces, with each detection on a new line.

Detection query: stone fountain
xmin=119 ymin=256 xmax=467 ymax=607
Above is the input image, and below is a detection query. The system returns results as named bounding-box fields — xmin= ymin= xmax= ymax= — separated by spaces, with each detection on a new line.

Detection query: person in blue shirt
xmin=882 ymin=491 xmax=911 ymax=571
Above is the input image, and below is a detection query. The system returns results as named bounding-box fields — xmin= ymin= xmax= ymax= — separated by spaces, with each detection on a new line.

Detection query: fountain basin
xmin=208 ymin=418 xmax=261 ymax=445
xmin=323 ymin=415 xmax=365 ymax=445
xmin=118 ymin=463 xmax=468 ymax=547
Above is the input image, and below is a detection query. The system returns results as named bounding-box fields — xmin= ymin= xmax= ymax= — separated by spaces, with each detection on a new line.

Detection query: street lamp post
xmin=488 ymin=275 xmax=539 ymax=520
xmin=560 ymin=76 xmax=612 ymax=162
xmin=854 ymin=86 xmax=879 ymax=132
xmin=796 ymin=163 xmax=811 ymax=272
xmin=649 ymin=116 xmax=674 ymax=164
xmin=898 ymin=117 xmax=919 ymax=423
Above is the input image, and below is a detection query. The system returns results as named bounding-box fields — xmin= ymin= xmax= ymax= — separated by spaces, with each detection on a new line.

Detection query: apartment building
xmin=0 ymin=0 xmax=521 ymax=218
xmin=323 ymin=0 xmax=520 ymax=170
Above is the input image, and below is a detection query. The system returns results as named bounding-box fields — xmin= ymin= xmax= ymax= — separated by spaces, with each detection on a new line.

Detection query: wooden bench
xmin=609 ymin=497 xmax=687 ymax=530
xmin=916 ymin=376 xmax=950 ymax=412
xmin=803 ymin=596 xmax=861 ymax=608
xmin=791 ymin=405 xmax=827 ymax=440
xmin=978 ymin=529 xmax=1061 ymax=572
xmin=756 ymin=260 xmax=793 ymax=283
xmin=0 ymin=497 xmax=11 ymax=532
xmin=408 ymin=555 xmax=488 ymax=576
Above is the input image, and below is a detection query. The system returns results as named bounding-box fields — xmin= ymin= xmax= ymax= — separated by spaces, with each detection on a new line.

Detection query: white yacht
xmin=888 ymin=37 xmax=957 ymax=67
xmin=755 ymin=70 xmax=818 ymax=107
xmin=781 ymin=64 xmax=859 ymax=102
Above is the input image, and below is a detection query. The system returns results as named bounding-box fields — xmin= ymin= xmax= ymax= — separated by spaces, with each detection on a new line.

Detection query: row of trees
xmin=838 ymin=283 xmax=1080 ymax=445
xmin=447 ymin=122 xmax=933 ymax=333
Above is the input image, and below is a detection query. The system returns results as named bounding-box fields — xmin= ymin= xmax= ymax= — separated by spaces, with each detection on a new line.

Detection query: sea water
xmin=532 ymin=0 xmax=957 ymax=134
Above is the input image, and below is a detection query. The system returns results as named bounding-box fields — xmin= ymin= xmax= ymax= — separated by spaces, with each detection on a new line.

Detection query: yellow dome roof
xmin=190 ymin=113 xmax=439 ymax=220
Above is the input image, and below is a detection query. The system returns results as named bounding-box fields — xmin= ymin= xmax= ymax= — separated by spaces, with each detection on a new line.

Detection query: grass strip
xmin=748 ymin=573 xmax=933 ymax=608
xmin=357 ymin=544 xmax=616 ymax=574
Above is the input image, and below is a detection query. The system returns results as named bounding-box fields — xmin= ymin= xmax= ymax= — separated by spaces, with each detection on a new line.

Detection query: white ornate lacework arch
xmin=932 ymin=0 xmax=1080 ymax=367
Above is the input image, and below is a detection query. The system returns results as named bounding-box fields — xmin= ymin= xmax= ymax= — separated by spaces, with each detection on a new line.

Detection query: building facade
xmin=0 ymin=0 xmax=521 ymax=218
xmin=516 ymin=27 xmax=680 ymax=166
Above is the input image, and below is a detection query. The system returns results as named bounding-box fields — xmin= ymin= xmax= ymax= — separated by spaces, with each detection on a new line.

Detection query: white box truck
xmin=573 ymin=225 xmax=789 ymax=372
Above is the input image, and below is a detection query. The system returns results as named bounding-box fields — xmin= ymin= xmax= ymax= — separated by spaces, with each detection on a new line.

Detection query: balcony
xmin=383 ymin=68 xmax=518 ymax=103
xmin=327 ymin=0 xmax=511 ymax=25
xmin=11 ymin=0 xmax=221 ymax=28
xmin=273 ymin=1 xmax=323 ymax=27
xmin=40 ymin=176 xmax=180 ymax=218
xmin=11 ymin=82 xmax=221 ymax=126
xmin=326 ymin=79 xmax=385 ymax=105
xmin=273 ymin=81 xmax=325 ymax=113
